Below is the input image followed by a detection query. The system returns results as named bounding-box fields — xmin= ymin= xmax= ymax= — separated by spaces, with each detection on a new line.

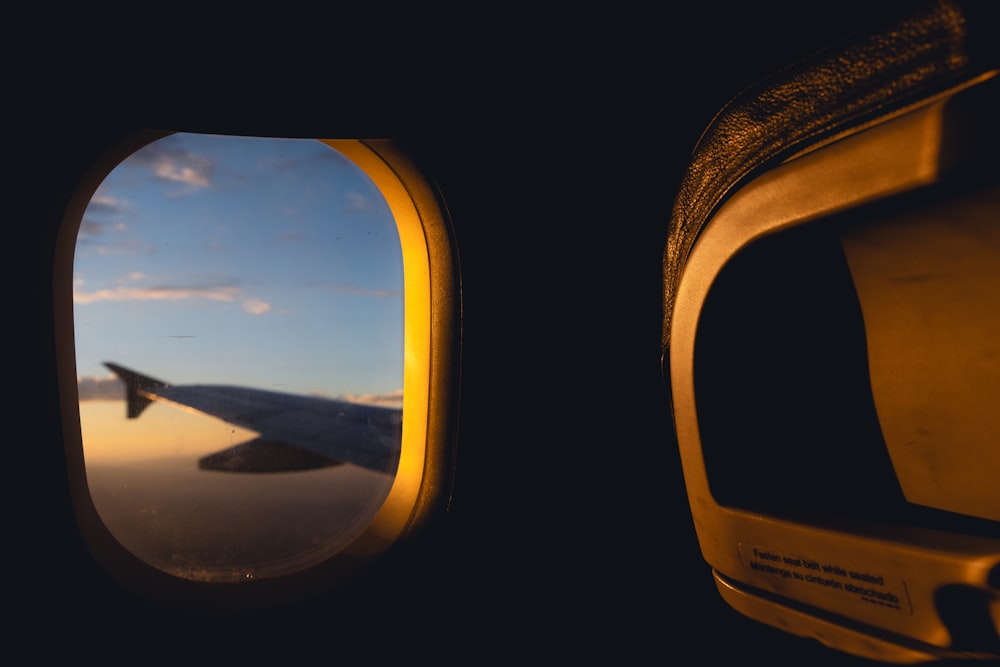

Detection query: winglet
xmin=103 ymin=362 xmax=169 ymax=419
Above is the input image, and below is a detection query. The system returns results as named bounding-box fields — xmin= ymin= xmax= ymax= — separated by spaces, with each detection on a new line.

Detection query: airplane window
xmin=73 ymin=133 xmax=405 ymax=582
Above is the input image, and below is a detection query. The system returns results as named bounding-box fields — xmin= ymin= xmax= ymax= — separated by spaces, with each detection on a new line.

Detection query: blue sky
xmin=74 ymin=133 xmax=404 ymax=403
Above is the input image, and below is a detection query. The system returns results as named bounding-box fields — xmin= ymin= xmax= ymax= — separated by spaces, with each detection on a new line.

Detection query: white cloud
xmin=88 ymin=193 xmax=122 ymax=211
xmin=241 ymin=299 xmax=271 ymax=315
xmin=73 ymin=285 xmax=242 ymax=305
xmin=73 ymin=272 xmax=275 ymax=316
xmin=150 ymin=154 xmax=211 ymax=188
xmin=333 ymin=389 xmax=404 ymax=409
xmin=77 ymin=374 xmax=124 ymax=401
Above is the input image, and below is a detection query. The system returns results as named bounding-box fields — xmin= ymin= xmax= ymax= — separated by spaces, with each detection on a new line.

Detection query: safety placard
xmin=739 ymin=543 xmax=913 ymax=614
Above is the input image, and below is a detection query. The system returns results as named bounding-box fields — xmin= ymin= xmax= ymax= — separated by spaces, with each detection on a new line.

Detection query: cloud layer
xmin=77 ymin=375 xmax=402 ymax=408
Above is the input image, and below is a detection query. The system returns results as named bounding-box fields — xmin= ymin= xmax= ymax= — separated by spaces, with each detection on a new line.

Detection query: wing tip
xmin=103 ymin=361 xmax=168 ymax=419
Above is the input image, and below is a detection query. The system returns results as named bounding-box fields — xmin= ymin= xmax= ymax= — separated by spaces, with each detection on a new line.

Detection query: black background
xmin=13 ymin=3 xmax=975 ymax=665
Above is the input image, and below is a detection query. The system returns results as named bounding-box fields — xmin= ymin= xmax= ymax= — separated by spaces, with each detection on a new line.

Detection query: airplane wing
xmin=103 ymin=362 xmax=401 ymax=474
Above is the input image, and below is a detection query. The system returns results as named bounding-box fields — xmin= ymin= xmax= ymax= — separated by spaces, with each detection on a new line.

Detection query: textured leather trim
xmin=662 ymin=0 xmax=999 ymax=351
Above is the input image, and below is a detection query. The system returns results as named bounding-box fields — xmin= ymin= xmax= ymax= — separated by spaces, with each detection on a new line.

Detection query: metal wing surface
xmin=103 ymin=362 xmax=401 ymax=474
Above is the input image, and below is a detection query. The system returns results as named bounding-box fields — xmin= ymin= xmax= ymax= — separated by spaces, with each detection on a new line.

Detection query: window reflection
xmin=74 ymin=133 xmax=404 ymax=582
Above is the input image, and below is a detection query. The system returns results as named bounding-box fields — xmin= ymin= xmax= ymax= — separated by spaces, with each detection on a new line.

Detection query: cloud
xmin=79 ymin=374 xmax=404 ymax=409
xmin=343 ymin=191 xmax=373 ymax=213
xmin=79 ymin=366 xmax=404 ymax=407
xmin=153 ymin=160 xmax=211 ymax=188
xmin=338 ymin=285 xmax=398 ymax=298
xmin=129 ymin=142 xmax=213 ymax=193
xmin=77 ymin=374 xmax=124 ymax=401
xmin=77 ymin=193 xmax=137 ymax=255
xmin=73 ymin=271 xmax=274 ymax=316
xmin=304 ymin=280 xmax=400 ymax=298
xmin=85 ymin=193 xmax=126 ymax=216
xmin=241 ymin=299 xmax=271 ymax=315
xmin=330 ymin=389 xmax=404 ymax=409
xmin=73 ymin=284 xmax=243 ymax=305
xmin=277 ymin=229 xmax=304 ymax=242
xmin=78 ymin=194 xmax=130 ymax=245
xmin=78 ymin=220 xmax=108 ymax=238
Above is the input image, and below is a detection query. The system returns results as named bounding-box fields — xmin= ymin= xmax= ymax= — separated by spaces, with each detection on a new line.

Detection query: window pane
xmin=74 ymin=133 xmax=404 ymax=582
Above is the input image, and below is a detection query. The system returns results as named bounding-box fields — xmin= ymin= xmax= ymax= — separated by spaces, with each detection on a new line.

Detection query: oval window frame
xmin=53 ymin=131 xmax=460 ymax=610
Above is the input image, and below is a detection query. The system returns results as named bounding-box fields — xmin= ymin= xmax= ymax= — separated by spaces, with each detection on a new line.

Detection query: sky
xmin=74 ymin=133 xmax=405 ymax=403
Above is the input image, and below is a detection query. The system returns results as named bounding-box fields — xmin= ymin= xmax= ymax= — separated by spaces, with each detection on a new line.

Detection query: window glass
xmin=74 ymin=133 xmax=404 ymax=582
